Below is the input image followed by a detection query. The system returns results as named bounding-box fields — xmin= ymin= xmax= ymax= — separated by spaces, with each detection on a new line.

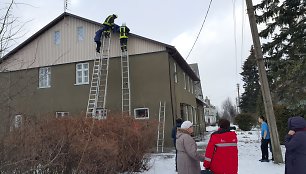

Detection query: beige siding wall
xmin=0 ymin=16 xmax=165 ymax=72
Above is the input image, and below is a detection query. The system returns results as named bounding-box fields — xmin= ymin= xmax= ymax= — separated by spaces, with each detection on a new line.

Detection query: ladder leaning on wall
xmin=86 ymin=34 xmax=111 ymax=119
xmin=157 ymin=101 xmax=166 ymax=153
xmin=121 ymin=50 xmax=131 ymax=115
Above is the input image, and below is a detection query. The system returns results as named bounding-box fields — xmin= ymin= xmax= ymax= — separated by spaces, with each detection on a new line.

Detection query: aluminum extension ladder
xmin=156 ymin=101 xmax=166 ymax=153
xmin=121 ymin=50 xmax=131 ymax=115
xmin=86 ymin=34 xmax=111 ymax=119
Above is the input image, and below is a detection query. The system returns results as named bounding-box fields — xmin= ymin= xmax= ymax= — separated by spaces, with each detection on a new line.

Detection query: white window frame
xmin=174 ymin=63 xmax=178 ymax=83
xmin=77 ymin=26 xmax=84 ymax=41
xmin=39 ymin=67 xmax=51 ymax=88
xmin=134 ymin=108 xmax=149 ymax=119
xmin=183 ymin=73 xmax=186 ymax=89
xmin=54 ymin=31 xmax=61 ymax=45
xmin=14 ymin=115 xmax=22 ymax=128
xmin=56 ymin=112 xmax=69 ymax=118
xmin=76 ymin=63 xmax=89 ymax=85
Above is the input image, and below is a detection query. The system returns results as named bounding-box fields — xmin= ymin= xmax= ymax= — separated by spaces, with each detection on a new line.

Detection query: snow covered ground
xmin=143 ymin=126 xmax=285 ymax=174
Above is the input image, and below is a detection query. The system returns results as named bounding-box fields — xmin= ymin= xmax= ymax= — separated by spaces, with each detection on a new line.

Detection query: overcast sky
xmin=4 ymin=0 xmax=262 ymax=110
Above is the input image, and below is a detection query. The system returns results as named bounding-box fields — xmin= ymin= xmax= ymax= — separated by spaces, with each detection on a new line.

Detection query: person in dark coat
xmin=172 ymin=118 xmax=182 ymax=172
xmin=285 ymin=116 xmax=306 ymax=174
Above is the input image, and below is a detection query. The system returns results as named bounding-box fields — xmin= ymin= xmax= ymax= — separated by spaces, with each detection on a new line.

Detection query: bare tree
xmin=221 ymin=97 xmax=237 ymax=122
xmin=0 ymin=0 xmax=27 ymax=59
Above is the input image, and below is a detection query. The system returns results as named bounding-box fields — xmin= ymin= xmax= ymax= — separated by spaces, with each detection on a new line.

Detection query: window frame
xmin=95 ymin=108 xmax=107 ymax=120
xmin=174 ymin=63 xmax=178 ymax=83
xmin=14 ymin=114 xmax=22 ymax=128
xmin=54 ymin=31 xmax=61 ymax=45
xmin=77 ymin=26 xmax=84 ymax=41
xmin=134 ymin=108 xmax=150 ymax=119
xmin=39 ymin=67 xmax=51 ymax=88
xmin=75 ymin=62 xmax=89 ymax=85
xmin=183 ymin=73 xmax=186 ymax=89
xmin=56 ymin=112 xmax=69 ymax=118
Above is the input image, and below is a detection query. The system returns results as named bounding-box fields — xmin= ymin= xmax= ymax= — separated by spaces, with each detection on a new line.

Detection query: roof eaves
xmin=166 ymin=46 xmax=200 ymax=81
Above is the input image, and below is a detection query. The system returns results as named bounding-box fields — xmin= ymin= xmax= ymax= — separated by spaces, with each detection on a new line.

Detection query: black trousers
xmin=261 ymin=139 xmax=270 ymax=160
xmin=120 ymin=38 xmax=128 ymax=51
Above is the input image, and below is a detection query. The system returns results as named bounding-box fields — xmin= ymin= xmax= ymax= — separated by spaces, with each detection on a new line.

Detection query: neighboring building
xmin=0 ymin=12 xmax=205 ymax=147
xmin=204 ymin=96 xmax=217 ymax=125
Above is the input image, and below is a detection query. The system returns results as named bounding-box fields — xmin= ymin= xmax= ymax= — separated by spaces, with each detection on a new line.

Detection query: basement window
xmin=56 ymin=112 xmax=69 ymax=118
xmin=134 ymin=108 xmax=149 ymax=119
xmin=14 ymin=115 xmax=22 ymax=128
xmin=95 ymin=108 xmax=107 ymax=120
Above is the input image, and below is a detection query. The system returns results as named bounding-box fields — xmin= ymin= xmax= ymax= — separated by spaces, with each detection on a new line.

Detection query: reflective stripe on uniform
xmin=215 ymin=143 xmax=237 ymax=147
xmin=103 ymin=15 xmax=113 ymax=26
xmin=120 ymin=27 xmax=128 ymax=39
xmin=205 ymin=157 xmax=212 ymax=162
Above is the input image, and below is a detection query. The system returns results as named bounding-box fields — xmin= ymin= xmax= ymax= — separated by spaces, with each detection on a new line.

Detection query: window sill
xmin=74 ymin=83 xmax=89 ymax=86
xmin=38 ymin=86 xmax=51 ymax=89
xmin=135 ymin=117 xmax=150 ymax=120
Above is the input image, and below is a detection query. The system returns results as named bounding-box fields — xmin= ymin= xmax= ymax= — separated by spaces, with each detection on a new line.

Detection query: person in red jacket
xmin=203 ymin=119 xmax=238 ymax=174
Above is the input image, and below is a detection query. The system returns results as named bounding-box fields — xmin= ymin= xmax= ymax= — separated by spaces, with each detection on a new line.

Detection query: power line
xmin=232 ymin=0 xmax=238 ymax=78
xmin=186 ymin=0 xmax=213 ymax=60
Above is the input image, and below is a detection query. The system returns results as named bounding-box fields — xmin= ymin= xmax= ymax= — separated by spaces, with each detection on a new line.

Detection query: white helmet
xmin=122 ymin=22 xmax=126 ymax=26
xmin=113 ymin=14 xmax=118 ymax=18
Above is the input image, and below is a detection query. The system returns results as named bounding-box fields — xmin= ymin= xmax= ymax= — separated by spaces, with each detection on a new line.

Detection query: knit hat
xmin=181 ymin=121 xmax=193 ymax=129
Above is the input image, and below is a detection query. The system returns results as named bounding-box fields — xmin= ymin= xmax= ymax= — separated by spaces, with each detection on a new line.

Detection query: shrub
xmin=0 ymin=114 xmax=157 ymax=173
xmin=235 ymin=113 xmax=256 ymax=131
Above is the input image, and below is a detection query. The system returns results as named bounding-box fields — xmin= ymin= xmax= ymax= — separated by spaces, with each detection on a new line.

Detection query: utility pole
xmin=236 ymin=83 xmax=240 ymax=113
xmin=245 ymin=0 xmax=284 ymax=163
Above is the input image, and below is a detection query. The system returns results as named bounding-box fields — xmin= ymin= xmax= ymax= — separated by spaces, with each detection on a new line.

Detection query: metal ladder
xmin=156 ymin=101 xmax=166 ymax=153
xmin=86 ymin=34 xmax=111 ymax=119
xmin=121 ymin=50 xmax=131 ymax=115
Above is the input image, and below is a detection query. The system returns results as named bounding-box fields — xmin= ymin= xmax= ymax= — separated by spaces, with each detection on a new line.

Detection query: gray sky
xmin=4 ymin=0 xmax=262 ymax=110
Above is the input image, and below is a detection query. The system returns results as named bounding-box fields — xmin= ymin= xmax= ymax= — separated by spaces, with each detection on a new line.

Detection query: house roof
xmin=0 ymin=12 xmax=200 ymax=81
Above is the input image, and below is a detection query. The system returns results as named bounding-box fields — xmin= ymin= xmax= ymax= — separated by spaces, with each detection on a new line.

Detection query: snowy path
xmin=143 ymin=126 xmax=285 ymax=174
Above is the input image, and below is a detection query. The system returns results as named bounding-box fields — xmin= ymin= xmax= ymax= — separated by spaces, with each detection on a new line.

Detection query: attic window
xmin=77 ymin=26 xmax=84 ymax=41
xmin=54 ymin=31 xmax=61 ymax=45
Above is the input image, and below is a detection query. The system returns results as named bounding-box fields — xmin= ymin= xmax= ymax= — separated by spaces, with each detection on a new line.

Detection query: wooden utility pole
xmin=237 ymin=83 xmax=240 ymax=113
xmin=245 ymin=0 xmax=284 ymax=163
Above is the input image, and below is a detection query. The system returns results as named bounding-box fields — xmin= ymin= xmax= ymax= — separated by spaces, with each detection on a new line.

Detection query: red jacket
xmin=204 ymin=129 xmax=238 ymax=174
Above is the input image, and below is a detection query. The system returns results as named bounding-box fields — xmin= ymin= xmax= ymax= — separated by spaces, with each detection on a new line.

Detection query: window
xmin=134 ymin=108 xmax=149 ymax=119
xmin=183 ymin=73 xmax=186 ymax=89
xmin=39 ymin=67 xmax=51 ymax=88
xmin=174 ymin=63 xmax=178 ymax=83
xmin=14 ymin=115 xmax=22 ymax=128
xmin=185 ymin=105 xmax=189 ymax=121
xmin=95 ymin=108 xmax=107 ymax=120
xmin=187 ymin=76 xmax=190 ymax=92
xmin=77 ymin=26 xmax=84 ymax=41
xmin=76 ymin=63 xmax=89 ymax=85
xmin=191 ymin=79 xmax=194 ymax=94
xmin=54 ymin=31 xmax=61 ymax=45
xmin=56 ymin=112 xmax=69 ymax=118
